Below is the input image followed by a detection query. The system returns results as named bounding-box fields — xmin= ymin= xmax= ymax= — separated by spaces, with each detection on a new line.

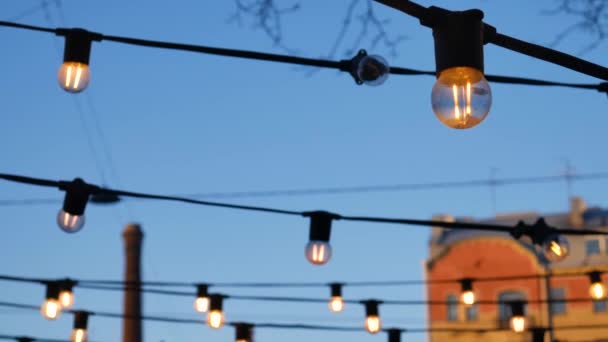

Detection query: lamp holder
xmin=364 ymin=300 xmax=380 ymax=316
xmin=73 ymin=311 xmax=89 ymax=330
xmin=235 ymin=323 xmax=254 ymax=341
xmin=589 ymin=271 xmax=602 ymax=284
xmin=58 ymin=178 xmax=99 ymax=216
xmin=510 ymin=218 xmax=558 ymax=246
xmin=209 ymin=294 xmax=224 ymax=311
xmin=45 ymin=281 xmax=60 ymax=300
xmin=196 ymin=284 xmax=209 ymax=298
xmin=330 ymin=283 xmax=343 ymax=297
xmin=303 ymin=211 xmax=341 ymax=242
xmin=387 ymin=329 xmax=402 ymax=342
xmin=55 ymin=28 xmax=102 ymax=65
xmin=341 ymin=49 xmax=368 ymax=85
xmin=460 ymin=278 xmax=473 ymax=292
xmin=510 ymin=300 xmax=525 ymax=317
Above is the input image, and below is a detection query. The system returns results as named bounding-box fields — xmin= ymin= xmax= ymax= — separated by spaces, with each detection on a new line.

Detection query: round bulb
xmin=41 ymin=299 xmax=61 ymax=320
xmin=57 ymin=209 xmax=85 ymax=233
xmin=510 ymin=316 xmax=526 ymax=333
xmin=542 ymin=235 xmax=570 ymax=262
xmin=357 ymin=55 xmax=389 ymax=86
xmin=431 ymin=66 xmax=492 ymax=129
xmin=365 ymin=315 xmax=381 ymax=334
xmin=71 ymin=328 xmax=87 ymax=342
xmin=305 ymin=240 xmax=332 ymax=265
xmin=59 ymin=290 xmax=74 ymax=308
xmin=461 ymin=291 xmax=475 ymax=306
xmin=58 ymin=62 xmax=91 ymax=93
xmin=194 ymin=297 xmax=209 ymax=313
xmin=590 ymin=282 xmax=607 ymax=300
xmin=207 ymin=310 xmax=225 ymax=329
xmin=329 ymin=296 xmax=344 ymax=313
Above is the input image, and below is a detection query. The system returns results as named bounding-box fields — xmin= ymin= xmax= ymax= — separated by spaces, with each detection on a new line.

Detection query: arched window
xmin=447 ymin=294 xmax=458 ymax=321
xmin=498 ymin=291 xmax=527 ymax=322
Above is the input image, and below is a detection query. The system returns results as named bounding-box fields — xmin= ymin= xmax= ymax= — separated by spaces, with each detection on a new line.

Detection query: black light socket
xmin=59 ymin=278 xmax=76 ymax=293
xmin=460 ymin=278 xmax=473 ymax=293
xmin=73 ymin=311 xmax=89 ymax=330
xmin=531 ymin=328 xmax=546 ymax=342
xmin=364 ymin=300 xmax=380 ymax=317
xmin=45 ymin=282 xmax=60 ymax=300
xmin=589 ymin=271 xmax=603 ymax=284
xmin=60 ymin=178 xmax=91 ymax=216
xmin=59 ymin=29 xmax=100 ymax=65
xmin=235 ymin=323 xmax=253 ymax=341
xmin=196 ymin=284 xmax=209 ymax=298
xmin=330 ymin=283 xmax=343 ymax=297
xmin=209 ymin=294 xmax=224 ymax=312
xmin=510 ymin=300 xmax=525 ymax=317
xmin=305 ymin=211 xmax=339 ymax=242
xmin=388 ymin=329 xmax=402 ymax=342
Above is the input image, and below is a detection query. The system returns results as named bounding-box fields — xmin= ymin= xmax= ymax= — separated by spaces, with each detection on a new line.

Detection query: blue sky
xmin=0 ymin=1 xmax=607 ymax=341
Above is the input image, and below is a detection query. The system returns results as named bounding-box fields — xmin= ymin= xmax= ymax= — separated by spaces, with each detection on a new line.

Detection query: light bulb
xmin=590 ymin=282 xmax=607 ymax=300
xmin=510 ymin=316 xmax=526 ymax=333
xmin=542 ymin=234 xmax=570 ymax=262
xmin=431 ymin=66 xmax=492 ymax=129
xmin=207 ymin=310 xmax=225 ymax=329
xmin=194 ymin=296 xmax=209 ymax=313
xmin=305 ymin=240 xmax=332 ymax=265
xmin=329 ymin=296 xmax=344 ymax=313
xmin=60 ymin=289 xmax=74 ymax=308
xmin=41 ymin=299 xmax=61 ymax=320
xmin=57 ymin=209 xmax=85 ymax=233
xmin=71 ymin=328 xmax=87 ymax=342
xmin=356 ymin=55 xmax=389 ymax=86
xmin=365 ymin=315 xmax=381 ymax=334
xmin=461 ymin=290 xmax=475 ymax=306
xmin=58 ymin=62 xmax=91 ymax=93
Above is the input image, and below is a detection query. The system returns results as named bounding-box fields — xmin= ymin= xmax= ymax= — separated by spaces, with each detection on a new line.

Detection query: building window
xmin=550 ymin=288 xmax=566 ymax=315
xmin=498 ymin=291 xmax=527 ymax=323
xmin=586 ymin=238 xmax=601 ymax=256
xmin=466 ymin=304 xmax=478 ymax=321
xmin=447 ymin=294 xmax=458 ymax=321
xmin=593 ymin=299 xmax=607 ymax=313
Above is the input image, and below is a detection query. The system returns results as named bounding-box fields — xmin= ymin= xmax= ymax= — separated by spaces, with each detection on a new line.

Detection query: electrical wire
xmin=0 ymin=20 xmax=605 ymax=91
xmin=0 ymin=334 xmax=68 ymax=342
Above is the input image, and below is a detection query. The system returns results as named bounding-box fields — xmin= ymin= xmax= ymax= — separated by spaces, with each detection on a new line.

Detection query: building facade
xmin=426 ymin=197 xmax=608 ymax=342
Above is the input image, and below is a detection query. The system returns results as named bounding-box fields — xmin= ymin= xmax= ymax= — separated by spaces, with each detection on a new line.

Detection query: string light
xmin=511 ymin=219 xmax=571 ymax=262
xmin=57 ymin=179 xmax=91 ymax=233
xmin=234 ymin=323 xmax=254 ymax=342
xmin=459 ymin=278 xmax=475 ymax=306
xmin=588 ymin=271 xmax=606 ymax=300
xmin=206 ymin=294 xmax=225 ymax=329
xmin=58 ymin=279 xmax=76 ymax=308
xmin=70 ymin=311 xmax=89 ymax=342
xmin=363 ymin=300 xmax=382 ymax=334
xmin=346 ymin=50 xmax=390 ymax=86
xmin=328 ymin=283 xmax=344 ymax=313
xmin=509 ymin=301 xmax=527 ymax=333
xmin=303 ymin=211 xmax=339 ymax=266
xmin=55 ymin=29 xmax=101 ymax=93
xmin=40 ymin=282 xmax=61 ymax=320
xmin=194 ymin=284 xmax=210 ymax=313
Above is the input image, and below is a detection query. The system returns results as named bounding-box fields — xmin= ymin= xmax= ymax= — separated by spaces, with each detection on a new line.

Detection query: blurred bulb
xmin=71 ymin=329 xmax=87 ymax=342
xmin=431 ymin=67 xmax=491 ymax=129
xmin=207 ymin=310 xmax=225 ymax=329
xmin=329 ymin=296 xmax=344 ymax=313
xmin=365 ymin=315 xmax=381 ymax=334
xmin=305 ymin=240 xmax=332 ymax=265
xmin=461 ymin=291 xmax=475 ymax=306
xmin=57 ymin=209 xmax=85 ymax=233
xmin=510 ymin=316 xmax=526 ymax=333
xmin=58 ymin=62 xmax=91 ymax=93
xmin=590 ymin=282 xmax=607 ymax=300
xmin=60 ymin=290 xmax=74 ymax=308
xmin=357 ymin=55 xmax=389 ymax=86
xmin=41 ymin=299 xmax=61 ymax=320
xmin=194 ymin=296 xmax=209 ymax=313
xmin=542 ymin=234 xmax=570 ymax=262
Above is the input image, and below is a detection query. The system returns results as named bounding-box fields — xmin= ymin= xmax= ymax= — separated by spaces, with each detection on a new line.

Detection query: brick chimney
xmin=568 ymin=196 xmax=586 ymax=228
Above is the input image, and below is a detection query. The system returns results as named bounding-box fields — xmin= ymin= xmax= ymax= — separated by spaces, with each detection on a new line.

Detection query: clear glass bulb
xmin=207 ymin=310 xmax=225 ymax=329
xmin=329 ymin=296 xmax=344 ymax=313
xmin=194 ymin=297 xmax=209 ymax=313
xmin=365 ymin=315 xmax=381 ymax=334
xmin=431 ymin=66 xmax=492 ymax=129
xmin=461 ymin=290 xmax=475 ymax=306
xmin=59 ymin=290 xmax=74 ymax=308
xmin=305 ymin=240 xmax=332 ymax=265
xmin=510 ymin=316 xmax=526 ymax=333
xmin=590 ymin=282 xmax=607 ymax=300
xmin=71 ymin=328 xmax=87 ymax=342
xmin=41 ymin=299 xmax=61 ymax=320
xmin=58 ymin=62 xmax=91 ymax=93
xmin=57 ymin=209 xmax=85 ymax=233
xmin=357 ymin=55 xmax=389 ymax=86
xmin=542 ymin=235 xmax=570 ymax=262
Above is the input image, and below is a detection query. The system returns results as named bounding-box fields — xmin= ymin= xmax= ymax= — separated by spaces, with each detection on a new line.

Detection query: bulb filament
xmin=312 ymin=244 xmax=326 ymax=263
xmin=452 ymin=82 xmax=472 ymax=123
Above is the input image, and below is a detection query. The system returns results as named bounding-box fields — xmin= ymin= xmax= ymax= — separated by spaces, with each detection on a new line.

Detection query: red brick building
xmin=426 ymin=197 xmax=608 ymax=342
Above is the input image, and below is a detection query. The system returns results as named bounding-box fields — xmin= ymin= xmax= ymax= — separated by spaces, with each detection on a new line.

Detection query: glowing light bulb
xmin=356 ymin=54 xmax=390 ymax=86
xmin=542 ymin=234 xmax=570 ymax=262
xmin=305 ymin=241 xmax=332 ymax=265
xmin=60 ymin=289 xmax=74 ymax=308
xmin=590 ymin=282 xmax=606 ymax=300
xmin=365 ymin=315 xmax=381 ymax=334
xmin=461 ymin=291 xmax=475 ymax=306
xmin=58 ymin=62 xmax=91 ymax=93
xmin=57 ymin=209 xmax=85 ymax=233
xmin=194 ymin=296 xmax=209 ymax=313
xmin=207 ymin=310 xmax=225 ymax=329
xmin=510 ymin=316 xmax=526 ymax=333
xmin=431 ymin=67 xmax=492 ymax=129
xmin=71 ymin=328 xmax=87 ymax=342
xmin=329 ymin=296 xmax=344 ymax=313
xmin=41 ymin=299 xmax=61 ymax=320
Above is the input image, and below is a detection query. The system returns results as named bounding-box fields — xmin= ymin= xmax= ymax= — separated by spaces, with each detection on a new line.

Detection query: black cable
xmin=0 ymin=335 xmax=69 ymax=342
xmin=0 ymin=20 xmax=605 ymax=91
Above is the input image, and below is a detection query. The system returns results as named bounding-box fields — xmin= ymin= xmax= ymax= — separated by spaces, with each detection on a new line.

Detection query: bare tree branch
xmin=547 ymin=0 xmax=608 ymax=54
